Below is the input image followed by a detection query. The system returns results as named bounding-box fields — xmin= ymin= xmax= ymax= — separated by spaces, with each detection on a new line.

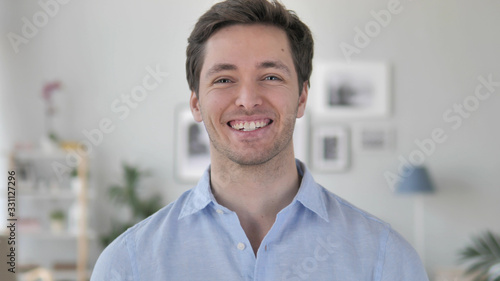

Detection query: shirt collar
xmin=178 ymin=168 xmax=214 ymax=219
xmin=293 ymin=159 xmax=329 ymax=222
xmin=179 ymin=159 xmax=329 ymax=222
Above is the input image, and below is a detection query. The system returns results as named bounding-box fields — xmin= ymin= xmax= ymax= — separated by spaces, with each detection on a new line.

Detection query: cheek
xmin=200 ymin=101 xmax=225 ymax=125
xmin=270 ymin=93 xmax=298 ymax=112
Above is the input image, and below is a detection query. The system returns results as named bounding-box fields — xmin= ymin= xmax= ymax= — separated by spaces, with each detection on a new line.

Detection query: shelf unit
xmin=10 ymin=146 xmax=92 ymax=281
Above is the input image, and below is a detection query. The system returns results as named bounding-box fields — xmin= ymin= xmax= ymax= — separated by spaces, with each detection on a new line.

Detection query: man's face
xmin=190 ymin=24 xmax=308 ymax=166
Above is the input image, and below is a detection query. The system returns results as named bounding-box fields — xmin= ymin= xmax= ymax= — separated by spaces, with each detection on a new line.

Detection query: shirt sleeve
xmin=379 ymin=229 xmax=430 ymax=281
xmin=90 ymin=234 xmax=135 ymax=281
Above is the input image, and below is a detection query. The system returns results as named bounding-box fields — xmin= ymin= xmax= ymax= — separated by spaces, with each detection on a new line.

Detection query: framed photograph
xmin=175 ymin=106 xmax=211 ymax=182
xmin=353 ymin=124 xmax=396 ymax=152
xmin=12 ymin=157 xmax=37 ymax=190
xmin=293 ymin=112 xmax=309 ymax=164
xmin=312 ymin=125 xmax=350 ymax=172
xmin=312 ymin=62 xmax=390 ymax=119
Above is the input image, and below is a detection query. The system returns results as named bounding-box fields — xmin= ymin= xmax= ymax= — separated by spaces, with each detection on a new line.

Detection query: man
xmin=91 ymin=0 xmax=429 ymax=280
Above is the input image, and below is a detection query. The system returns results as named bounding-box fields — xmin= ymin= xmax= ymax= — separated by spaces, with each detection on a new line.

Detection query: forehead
xmin=201 ymin=24 xmax=296 ymax=76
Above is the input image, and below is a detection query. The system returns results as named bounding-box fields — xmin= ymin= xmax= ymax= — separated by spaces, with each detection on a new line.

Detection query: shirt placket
xmin=253 ymin=201 xmax=297 ymax=281
xmin=212 ymin=204 xmax=256 ymax=281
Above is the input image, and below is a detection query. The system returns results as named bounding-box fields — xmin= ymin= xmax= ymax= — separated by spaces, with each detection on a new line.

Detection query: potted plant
xmin=50 ymin=209 xmax=66 ymax=234
xmin=100 ymin=163 xmax=162 ymax=247
xmin=459 ymin=230 xmax=500 ymax=281
xmin=40 ymin=81 xmax=62 ymax=153
xmin=70 ymin=168 xmax=82 ymax=194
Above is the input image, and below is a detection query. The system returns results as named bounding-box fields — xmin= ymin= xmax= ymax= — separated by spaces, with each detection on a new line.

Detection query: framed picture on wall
xmin=312 ymin=62 xmax=390 ymax=119
xmin=175 ymin=106 xmax=211 ymax=182
xmin=353 ymin=123 xmax=396 ymax=152
xmin=312 ymin=125 xmax=350 ymax=172
xmin=293 ymin=112 xmax=309 ymax=164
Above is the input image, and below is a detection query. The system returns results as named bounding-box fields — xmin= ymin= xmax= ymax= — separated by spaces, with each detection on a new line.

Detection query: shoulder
xmin=91 ymin=229 xmax=135 ymax=280
xmin=298 ymin=160 xmax=390 ymax=234
xmin=321 ymin=185 xmax=391 ymax=231
xmin=116 ymin=188 xmax=196 ymax=246
xmin=318 ymin=186 xmax=428 ymax=280
xmin=380 ymin=227 xmax=429 ymax=280
xmin=91 ymin=189 xmax=195 ymax=280
xmin=318 ymin=185 xmax=397 ymax=253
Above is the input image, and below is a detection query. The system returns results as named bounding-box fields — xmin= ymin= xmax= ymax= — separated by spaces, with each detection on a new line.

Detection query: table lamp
xmin=396 ymin=166 xmax=435 ymax=265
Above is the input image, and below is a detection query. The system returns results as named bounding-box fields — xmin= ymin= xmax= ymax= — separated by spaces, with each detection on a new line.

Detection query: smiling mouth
xmin=228 ymin=119 xmax=273 ymax=132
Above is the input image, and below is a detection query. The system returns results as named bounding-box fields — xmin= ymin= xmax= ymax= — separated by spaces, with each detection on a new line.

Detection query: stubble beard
xmin=203 ymin=110 xmax=298 ymax=167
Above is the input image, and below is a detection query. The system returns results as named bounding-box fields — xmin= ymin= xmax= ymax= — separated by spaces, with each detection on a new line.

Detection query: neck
xmin=210 ymin=147 xmax=300 ymax=216
xmin=210 ymin=146 xmax=301 ymax=255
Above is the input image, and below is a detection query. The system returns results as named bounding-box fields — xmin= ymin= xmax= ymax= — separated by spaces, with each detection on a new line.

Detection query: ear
xmin=190 ymin=91 xmax=203 ymax=122
xmin=296 ymin=81 xmax=309 ymax=118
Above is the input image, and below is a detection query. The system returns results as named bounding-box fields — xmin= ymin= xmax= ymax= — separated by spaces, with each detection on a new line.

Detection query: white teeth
xmin=231 ymin=120 xmax=269 ymax=131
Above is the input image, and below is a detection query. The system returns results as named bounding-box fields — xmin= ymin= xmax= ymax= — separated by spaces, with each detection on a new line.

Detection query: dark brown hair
xmin=186 ymin=0 xmax=314 ymax=96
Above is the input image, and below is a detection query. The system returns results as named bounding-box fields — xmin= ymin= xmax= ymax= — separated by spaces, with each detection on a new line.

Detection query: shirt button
xmin=237 ymin=242 xmax=246 ymax=251
xmin=216 ymin=209 xmax=224 ymax=214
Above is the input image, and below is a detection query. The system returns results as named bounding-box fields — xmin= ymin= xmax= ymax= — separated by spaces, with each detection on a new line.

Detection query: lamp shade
xmin=396 ymin=166 xmax=435 ymax=194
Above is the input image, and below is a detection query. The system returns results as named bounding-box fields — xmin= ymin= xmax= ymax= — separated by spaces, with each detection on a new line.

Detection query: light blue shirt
xmin=91 ymin=160 xmax=429 ymax=281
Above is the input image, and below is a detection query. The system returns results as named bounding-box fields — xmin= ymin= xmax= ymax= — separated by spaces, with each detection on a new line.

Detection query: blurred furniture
xmin=0 ymin=241 xmax=54 ymax=281
xmin=9 ymin=146 xmax=93 ymax=281
xmin=19 ymin=266 xmax=55 ymax=281
xmin=396 ymin=166 xmax=435 ymax=265
xmin=434 ymin=268 xmax=475 ymax=281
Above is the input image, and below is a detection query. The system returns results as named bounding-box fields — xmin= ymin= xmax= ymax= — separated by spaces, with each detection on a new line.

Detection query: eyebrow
xmin=205 ymin=63 xmax=237 ymax=78
xmin=257 ymin=60 xmax=291 ymax=76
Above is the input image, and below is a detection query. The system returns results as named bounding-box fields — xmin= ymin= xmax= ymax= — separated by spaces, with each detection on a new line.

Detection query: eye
xmin=214 ymin=78 xmax=232 ymax=84
xmin=264 ymin=76 xmax=282 ymax=81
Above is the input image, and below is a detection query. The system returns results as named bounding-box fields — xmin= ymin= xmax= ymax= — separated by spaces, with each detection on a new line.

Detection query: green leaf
xmin=101 ymin=162 xmax=162 ymax=248
xmin=459 ymin=231 xmax=500 ymax=281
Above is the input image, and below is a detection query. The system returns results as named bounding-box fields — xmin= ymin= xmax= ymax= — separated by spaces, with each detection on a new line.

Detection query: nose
xmin=235 ymin=81 xmax=262 ymax=109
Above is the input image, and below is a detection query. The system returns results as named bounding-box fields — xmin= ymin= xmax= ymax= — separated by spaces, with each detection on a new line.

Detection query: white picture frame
xmin=312 ymin=125 xmax=350 ymax=172
xmin=353 ymin=123 xmax=396 ymax=152
xmin=312 ymin=62 xmax=390 ymax=119
xmin=175 ymin=106 xmax=211 ymax=182
xmin=293 ymin=112 xmax=309 ymax=164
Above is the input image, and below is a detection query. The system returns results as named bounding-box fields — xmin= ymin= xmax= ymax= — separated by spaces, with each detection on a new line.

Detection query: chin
xmin=229 ymin=155 xmax=275 ymax=166
xmin=225 ymin=145 xmax=288 ymax=167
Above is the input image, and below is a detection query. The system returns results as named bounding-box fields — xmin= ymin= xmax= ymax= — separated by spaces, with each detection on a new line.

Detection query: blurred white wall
xmin=1 ymin=0 xmax=499 ymax=277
